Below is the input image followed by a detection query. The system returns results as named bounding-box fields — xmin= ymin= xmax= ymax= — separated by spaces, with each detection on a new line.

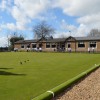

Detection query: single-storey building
xmin=14 ymin=36 xmax=100 ymax=52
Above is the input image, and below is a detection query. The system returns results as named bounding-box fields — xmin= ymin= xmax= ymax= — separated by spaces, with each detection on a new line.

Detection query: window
xmin=61 ymin=43 xmax=65 ymax=48
xmin=27 ymin=44 xmax=30 ymax=48
xmin=21 ymin=44 xmax=24 ymax=48
xmin=89 ymin=41 xmax=96 ymax=48
xmin=78 ymin=42 xmax=85 ymax=48
xmin=46 ymin=43 xmax=50 ymax=48
xmin=51 ymin=43 xmax=56 ymax=48
xmin=32 ymin=44 xmax=36 ymax=48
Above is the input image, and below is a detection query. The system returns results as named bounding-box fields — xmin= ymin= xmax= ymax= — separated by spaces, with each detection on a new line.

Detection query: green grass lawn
xmin=0 ymin=52 xmax=100 ymax=100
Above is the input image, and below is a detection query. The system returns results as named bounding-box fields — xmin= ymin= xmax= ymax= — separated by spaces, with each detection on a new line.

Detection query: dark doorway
xmin=39 ymin=43 xmax=42 ymax=47
xmin=68 ymin=44 xmax=71 ymax=48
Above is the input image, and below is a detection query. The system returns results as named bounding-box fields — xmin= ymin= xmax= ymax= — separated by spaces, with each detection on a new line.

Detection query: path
xmin=53 ymin=68 xmax=100 ymax=100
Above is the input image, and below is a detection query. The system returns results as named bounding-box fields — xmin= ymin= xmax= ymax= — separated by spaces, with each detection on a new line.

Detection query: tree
xmin=9 ymin=35 xmax=24 ymax=51
xmin=33 ymin=21 xmax=55 ymax=39
xmin=87 ymin=29 xmax=100 ymax=37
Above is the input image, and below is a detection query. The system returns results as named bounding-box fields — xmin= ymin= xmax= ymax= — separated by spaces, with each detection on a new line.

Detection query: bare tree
xmin=88 ymin=29 xmax=100 ymax=37
xmin=33 ymin=21 xmax=55 ymax=39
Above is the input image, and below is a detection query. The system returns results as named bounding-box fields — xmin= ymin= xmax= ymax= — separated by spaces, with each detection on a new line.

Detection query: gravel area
xmin=53 ymin=68 xmax=100 ymax=100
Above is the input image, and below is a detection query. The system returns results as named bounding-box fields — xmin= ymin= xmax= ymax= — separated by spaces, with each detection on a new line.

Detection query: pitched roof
xmin=75 ymin=36 xmax=100 ymax=41
xmin=46 ymin=38 xmax=66 ymax=42
xmin=15 ymin=39 xmax=39 ymax=44
xmin=15 ymin=36 xmax=100 ymax=44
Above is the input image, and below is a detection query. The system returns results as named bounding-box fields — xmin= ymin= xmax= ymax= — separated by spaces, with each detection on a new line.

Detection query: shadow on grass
xmin=0 ymin=71 xmax=26 ymax=76
xmin=0 ymin=68 xmax=13 ymax=70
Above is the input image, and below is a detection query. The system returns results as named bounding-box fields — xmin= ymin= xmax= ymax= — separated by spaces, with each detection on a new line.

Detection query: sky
xmin=0 ymin=0 xmax=100 ymax=47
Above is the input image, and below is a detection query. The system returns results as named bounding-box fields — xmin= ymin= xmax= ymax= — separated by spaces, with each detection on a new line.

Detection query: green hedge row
xmin=32 ymin=65 xmax=100 ymax=100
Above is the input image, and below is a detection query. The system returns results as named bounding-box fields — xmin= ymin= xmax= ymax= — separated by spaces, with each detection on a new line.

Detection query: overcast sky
xmin=0 ymin=0 xmax=100 ymax=47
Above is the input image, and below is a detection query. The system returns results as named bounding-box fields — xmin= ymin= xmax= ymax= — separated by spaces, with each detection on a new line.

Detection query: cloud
xmin=77 ymin=13 xmax=100 ymax=26
xmin=0 ymin=36 xmax=8 ymax=47
xmin=13 ymin=0 xmax=48 ymax=19
xmin=55 ymin=19 xmax=89 ymax=37
xmin=0 ymin=0 xmax=12 ymax=12
xmin=0 ymin=0 xmax=7 ymax=11
xmin=76 ymin=12 xmax=100 ymax=36
xmin=53 ymin=0 xmax=100 ymax=37
xmin=54 ymin=0 xmax=100 ymax=16
xmin=6 ymin=23 xmax=16 ymax=30
xmin=54 ymin=25 xmax=88 ymax=38
xmin=61 ymin=19 xmax=77 ymax=31
xmin=3 ymin=0 xmax=52 ymax=31
xmin=0 ymin=23 xmax=16 ymax=31
xmin=76 ymin=24 xmax=89 ymax=36
xmin=1 ymin=0 xmax=100 ymax=38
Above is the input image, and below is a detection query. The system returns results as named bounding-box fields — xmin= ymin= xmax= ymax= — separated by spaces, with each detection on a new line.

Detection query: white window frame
xmin=46 ymin=43 xmax=50 ymax=48
xmin=51 ymin=43 xmax=56 ymax=48
xmin=89 ymin=41 xmax=97 ymax=48
xmin=21 ymin=44 xmax=25 ymax=48
xmin=78 ymin=42 xmax=85 ymax=48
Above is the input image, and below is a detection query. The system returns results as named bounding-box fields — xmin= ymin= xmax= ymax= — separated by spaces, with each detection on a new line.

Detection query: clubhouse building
xmin=14 ymin=36 xmax=100 ymax=52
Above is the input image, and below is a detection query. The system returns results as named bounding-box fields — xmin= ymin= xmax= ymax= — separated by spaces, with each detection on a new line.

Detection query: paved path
xmin=53 ymin=68 xmax=100 ymax=100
